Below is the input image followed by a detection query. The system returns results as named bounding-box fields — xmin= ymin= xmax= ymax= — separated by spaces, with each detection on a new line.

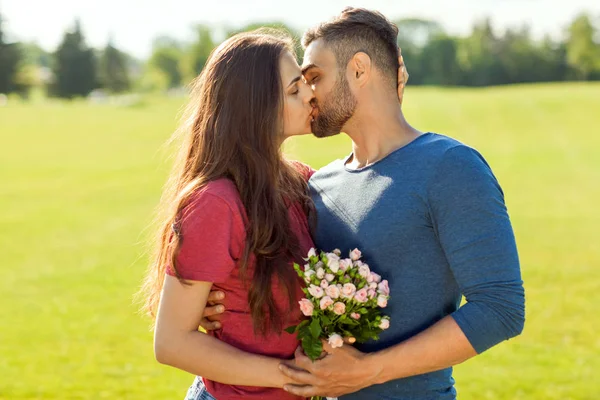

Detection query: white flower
xmin=328 ymin=259 xmax=340 ymax=273
xmin=307 ymin=248 xmax=317 ymax=258
xmin=339 ymin=259 xmax=352 ymax=272
xmin=358 ymin=264 xmax=370 ymax=278
xmin=304 ymin=263 xmax=311 ymax=272
xmin=304 ymin=270 xmax=315 ymax=283
xmin=341 ymin=283 xmax=357 ymax=299
xmin=316 ymin=267 xmax=325 ymax=279
xmin=377 ymin=295 xmax=388 ymax=308
xmin=328 ymin=333 xmax=343 ymax=348
xmin=325 ymin=273 xmax=335 ymax=282
xmin=320 ymin=279 xmax=329 ymax=289
xmin=349 ymin=248 xmax=362 ymax=261
xmin=370 ymin=272 xmax=382 ymax=283
xmin=379 ymin=318 xmax=390 ymax=330
xmin=325 ymin=285 xmax=340 ymax=299
xmin=308 ymin=284 xmax=324 ymax=298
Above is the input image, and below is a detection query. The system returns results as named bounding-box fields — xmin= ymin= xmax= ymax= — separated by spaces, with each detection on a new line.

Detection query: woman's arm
xmin=154 ymin=275 xmax=298 ymax=388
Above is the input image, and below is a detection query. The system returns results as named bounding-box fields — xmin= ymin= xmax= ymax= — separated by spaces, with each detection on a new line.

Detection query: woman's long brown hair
xmin=140 ymin=30 xmax=313 ymax=335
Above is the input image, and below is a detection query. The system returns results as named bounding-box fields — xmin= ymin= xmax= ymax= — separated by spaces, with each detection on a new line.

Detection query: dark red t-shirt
xmin=167 ymin=162 xmax=315 ymax=400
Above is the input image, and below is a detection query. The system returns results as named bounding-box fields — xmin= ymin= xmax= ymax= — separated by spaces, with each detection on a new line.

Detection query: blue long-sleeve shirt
xmin=309 ymin=132 xmax=525 ymax=399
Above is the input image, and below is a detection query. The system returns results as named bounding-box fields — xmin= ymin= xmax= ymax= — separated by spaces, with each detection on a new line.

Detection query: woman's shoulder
xmin=183 ymin=179 xmax=244 ymax=220
xmin=288 ymin=160 xmax=316 ymax=182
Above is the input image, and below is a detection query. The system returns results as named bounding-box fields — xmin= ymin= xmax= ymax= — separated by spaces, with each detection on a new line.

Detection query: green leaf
xmin=301 ymin=334 xmax=324 ymax=361
xmin=321 ymin=315 xmax=331 ymax=325
xmin=309 ymin=317 xmax=322 ymax=339
xmin=284 ymin=325 xmax=297 ymax=334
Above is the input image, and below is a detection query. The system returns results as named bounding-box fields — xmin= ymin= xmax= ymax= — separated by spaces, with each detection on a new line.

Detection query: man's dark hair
xmin=302 ymin=7 xmax=399 ymax=87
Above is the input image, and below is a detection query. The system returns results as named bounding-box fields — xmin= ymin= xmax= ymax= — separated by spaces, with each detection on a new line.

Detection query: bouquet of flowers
xmin=286 ymin=247 xmax=391 ymax=361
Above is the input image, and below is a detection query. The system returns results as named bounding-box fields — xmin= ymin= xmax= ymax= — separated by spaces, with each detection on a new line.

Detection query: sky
xmin=2 ymin=0 xmax=599 ymax=59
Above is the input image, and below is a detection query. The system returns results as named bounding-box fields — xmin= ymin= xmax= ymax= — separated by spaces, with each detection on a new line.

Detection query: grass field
xmin=1 ymin=83 xmax=599 ymax=399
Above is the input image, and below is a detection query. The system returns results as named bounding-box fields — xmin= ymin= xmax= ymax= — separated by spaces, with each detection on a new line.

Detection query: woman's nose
xmin=304 ymin=86 xmax=315 ymax=105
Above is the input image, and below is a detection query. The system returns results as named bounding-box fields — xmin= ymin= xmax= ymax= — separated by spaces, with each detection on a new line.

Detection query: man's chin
xmin=311 ymin=124 xmax=342 ymax=138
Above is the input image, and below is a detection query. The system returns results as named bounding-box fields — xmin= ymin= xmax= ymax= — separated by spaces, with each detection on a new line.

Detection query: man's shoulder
xmin=415 ymin=133 xmax=487 ymax=169
xmin=309 ymin=157 xmax=346 ymax=183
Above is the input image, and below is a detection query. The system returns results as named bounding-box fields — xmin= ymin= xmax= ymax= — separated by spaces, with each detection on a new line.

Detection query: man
xmin=203 ymin=8 xmax=525 ymax=399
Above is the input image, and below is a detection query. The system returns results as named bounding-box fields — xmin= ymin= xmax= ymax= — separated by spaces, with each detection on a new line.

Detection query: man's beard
xmin=311 ymin=75 xmax=357 ymax=138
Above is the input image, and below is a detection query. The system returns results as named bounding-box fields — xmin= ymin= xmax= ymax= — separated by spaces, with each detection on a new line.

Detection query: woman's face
xmin=280 ymin=51 xmax=315 ymax=139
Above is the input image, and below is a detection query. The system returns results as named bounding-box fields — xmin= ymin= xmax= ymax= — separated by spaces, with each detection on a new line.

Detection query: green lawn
xmin=1 ymin=83 xmax=598 ymax=399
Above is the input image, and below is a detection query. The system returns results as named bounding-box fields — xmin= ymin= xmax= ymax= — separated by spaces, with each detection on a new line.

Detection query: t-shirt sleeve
xmin=166 ymin=191 xmax=244 ymax=282
xmin=427 ymin=145 xmax=525 ymax=354
xmin=289 ymin=160 xmax=316 ymax=182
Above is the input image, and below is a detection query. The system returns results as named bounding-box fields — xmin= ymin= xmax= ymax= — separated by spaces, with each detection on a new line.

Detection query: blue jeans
xmin=185 ymin=376 xmax=216 ymax=400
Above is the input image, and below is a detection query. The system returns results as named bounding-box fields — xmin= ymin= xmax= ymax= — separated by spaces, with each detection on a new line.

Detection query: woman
xmin=140 ymin=30 xmax=316 ymax=400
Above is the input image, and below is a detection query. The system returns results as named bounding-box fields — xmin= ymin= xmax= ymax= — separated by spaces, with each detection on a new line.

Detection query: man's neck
xmin=344 ymin=102 xmax=422 ymax=169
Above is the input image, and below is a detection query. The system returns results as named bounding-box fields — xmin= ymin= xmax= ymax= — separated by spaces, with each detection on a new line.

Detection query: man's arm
xmin=279 ymin=315 xmax=476 ymax=397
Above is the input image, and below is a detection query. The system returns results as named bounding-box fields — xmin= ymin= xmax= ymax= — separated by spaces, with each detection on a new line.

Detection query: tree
xmin=181 ymin=25 xmax=215 ymax=82
xmin=394 ymin=18 xmax=445 ymax=85
xmin=147 ymin=36 xmax=183 ymax=89
xmin=51 ymin=19 xmax=96 ymax=98
xmin=0 ymin=13 xmax=22 ymax=94
xmin=456 ymin=19 xmax=506 ymax=86
xmin=229 ymin=22 xmax=303 ymax=61
xmin=419 ymin=35 xmax=461 ymax=85
xmin=100 ymin=37 xmax=130 ymax=93
xmin=565 ymin=14 xmax=600 ymax=80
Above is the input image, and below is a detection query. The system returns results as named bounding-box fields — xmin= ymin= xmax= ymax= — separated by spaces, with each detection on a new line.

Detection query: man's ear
xmin=349 ymin=52 xmax=371 ymax=87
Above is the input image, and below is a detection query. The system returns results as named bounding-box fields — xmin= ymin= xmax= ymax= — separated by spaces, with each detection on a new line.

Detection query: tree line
xmin=0 ymin=13 xmax=599 ymax=99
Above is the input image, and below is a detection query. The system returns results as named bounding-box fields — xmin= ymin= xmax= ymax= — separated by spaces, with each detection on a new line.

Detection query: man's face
xmin=302 ymin=39 xmax=357 ymax=138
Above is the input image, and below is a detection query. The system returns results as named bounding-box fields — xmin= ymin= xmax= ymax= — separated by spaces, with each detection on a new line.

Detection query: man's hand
xmin=199 ymin=290 xmax=226 ymax=331
xmin=278 ymin=341 xmax=381 ymax=398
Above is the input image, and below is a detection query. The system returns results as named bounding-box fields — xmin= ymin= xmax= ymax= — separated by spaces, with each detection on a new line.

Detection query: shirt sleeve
xmin=167 ymin=191 xmax=244 ymax=283
xmin=427 ymin=145 xmax=525 ymax=354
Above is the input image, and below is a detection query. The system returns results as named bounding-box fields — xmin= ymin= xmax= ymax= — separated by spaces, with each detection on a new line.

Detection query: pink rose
xmin=332 ymin=302 xmax=346 ymax=315
xmin=325 ymin=285 xmax=340 ymax=299
xmin=341 ymin=283 xmax=357 ymax=299
xmin=325 ymin=273 xmax=335 ymax=282
xmin=358 ymin=264 xmax=370 ymax=278
xmin=298 ymin=298 xmax=314 ymax=316
xmin=371 ymin=272 xmax=382 ymax=283
xmin=354 ymin=288 xmax=369 ymax=303
xmin=339 ymin=259 xmax=352 ymax=272
xmin=378 ymin=280 xmax=390 ymax=296
xmin=328 ymin=333 xmax=343 ymax=348
xmin=369 ymin=282 xmax=378 ymax=290
xmin=307 ymin=248 xmax=317 ymax=258
xmin=367 ymin=289 xmax=377 ymax=299
xmin=320 ymin=296 xmax=334 ymax=310
xmin=350 ymin=312 xmax=361 ymax=320
xmin=320 ymin=279 xmax=329 ymax=289
xmin=377 ymin=295 xmax=388 ymax=308
xmin=379 ymin=318 xmax=390 ymax=330
xmin=349 ymin=248 xmax=362 ymax=261
xmin=316 ymin=267 xmax=325 ymax=279
xmin=308 ymin=284 xmax=324 ymax=298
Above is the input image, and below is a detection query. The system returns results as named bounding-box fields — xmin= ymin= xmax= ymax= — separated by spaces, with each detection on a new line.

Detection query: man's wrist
xmin=363 ymin=351 xmax=386 ymax=386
